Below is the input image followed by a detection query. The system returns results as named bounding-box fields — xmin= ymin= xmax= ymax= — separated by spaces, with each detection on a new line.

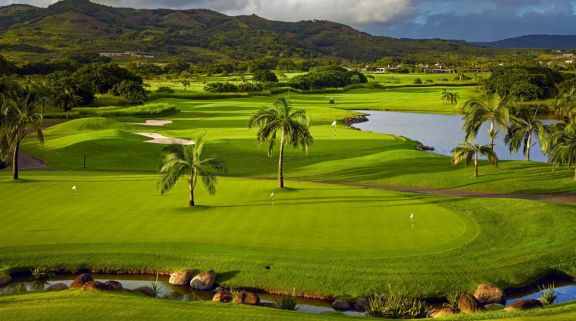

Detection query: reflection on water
xmin=352 ymin=110 xmax=556 ymax=162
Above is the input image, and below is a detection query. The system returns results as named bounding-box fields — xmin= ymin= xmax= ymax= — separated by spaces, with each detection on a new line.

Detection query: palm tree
xmin=451 ymin=141 xmax=498 ymax=177
xmin=547 ymin=119 xmax=576 ymax=181
xmin=441 ymin=89 xmax=450 ymax=104
xmin=555 ymin=84 xmax=576 ymax=118
xmin=249 ymin=97 xmax=313 ymax=188
xmin=1 ymin=90 xmax=47 ymax=180
xmin=461 ymin=94 xmax=511 ymax=149
xmin=441 ymin=90 xmax=459 ymax=105
xmin=158 ymin=133 xmax=226 ymax=207
xmin=505 ymin=106 xmax=548 ymax=161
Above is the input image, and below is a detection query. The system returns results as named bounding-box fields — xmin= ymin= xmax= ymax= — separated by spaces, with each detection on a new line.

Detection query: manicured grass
xmin=0 ymin=172 xmax=574 ymax=298
xmin=23 ymin=90 xmax=576 ymax=194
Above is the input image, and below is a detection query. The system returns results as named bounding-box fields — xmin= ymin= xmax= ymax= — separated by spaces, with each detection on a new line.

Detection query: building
xmin=99 ymin=51 xmax=155 ymax=59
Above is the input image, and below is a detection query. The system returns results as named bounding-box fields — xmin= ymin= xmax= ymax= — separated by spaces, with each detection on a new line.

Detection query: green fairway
xmin=1 ymin=171 xmax=574 ymax=298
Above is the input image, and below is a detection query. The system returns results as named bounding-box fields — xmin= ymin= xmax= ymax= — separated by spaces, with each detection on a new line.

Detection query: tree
xmin=249 ymin=97 xmax=313 ymax=188
xmin=1 ymin=88 xmax=48 ymax=180
xmin=253 ymin=69 xmax=278 ymax=83
xmin=158 ymin=133 xmax=226 ymax=207
xmin=451 ymin=142 xmax=498 ymax=177
xmin=461 ymin=94 xmax=511 ymax=149
xmin=180 ymin=79 xmax=191 ymax=91
xmin=504 ymin=106 xmax=548 ymax=161
xmin=547 ymin=119 xmax=576 ymax=181
xmin=46 ymin=72 xmax=93 ymax=117
xmin=441 ymin=89 xmax=459 ymax=104
xmin=555 ymin=80 xmax=576 ymax=118
xmin=109 ymin=80 xmax=147 ymax=105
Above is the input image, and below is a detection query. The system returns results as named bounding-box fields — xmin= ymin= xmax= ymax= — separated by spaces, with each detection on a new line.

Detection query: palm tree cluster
xmin=0 ymin=79 xmax=48 ymax=180
xmin=441 ymin=89 xmax=460 ymax=105
xmin=454 ymin=86 xmax=576 ymax=180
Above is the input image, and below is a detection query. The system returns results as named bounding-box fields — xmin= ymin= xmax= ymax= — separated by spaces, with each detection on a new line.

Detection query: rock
xmin=429 ymin=307 xmax=455 ymax=318
xmin=105 ymin=280 xmax=124 ymax=291
xmin=458 ymin=293 xmax=481 ymax=313
xmin=474 ymin=284 xmax=506 ymax=305
xmin=190 ymin=269 xmax=216 ymax=291
xmin=134 ymin=286 xmax=155 ymax=297
xmin=233 ymin=290 xmax=260 ymax=305
xmin=83 ymin=281 xmax=107 ymax=291
xmin=505 ymin=299 xmax=543 ymax=311
xmin=70 ymin=273 xmax=93 ymax=289
xmin=169 ymin=269 xmax=194 ymax=286
xmin=332 ymin=299 xmax=351 ymax=311
xmin=212 ymin=290 xmax=232 ymax=303
xmin=484 ymin=303 xmax=505 ymax=310
xmin=354 ymin=298 xmax=368 ymax=312
xmin=0 ymin=274 xmax=12 ymax=286
xmin=46 ymin=283 xmax=68 ymax=291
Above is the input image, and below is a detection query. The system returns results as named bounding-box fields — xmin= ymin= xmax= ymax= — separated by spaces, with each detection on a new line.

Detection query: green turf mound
xmin=48 ymin=117 xmax=126 ymax=133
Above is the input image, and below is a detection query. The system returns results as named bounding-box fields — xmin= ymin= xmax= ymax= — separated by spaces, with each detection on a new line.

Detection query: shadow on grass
xmin=217 ymin=270 xmax=240 ymax=283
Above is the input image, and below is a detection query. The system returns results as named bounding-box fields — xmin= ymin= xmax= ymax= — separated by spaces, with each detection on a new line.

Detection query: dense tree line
xmin=482 ymin=66 xmax=568 ymax=101
xmin=289 ymin=66 xmax=367 ymax=90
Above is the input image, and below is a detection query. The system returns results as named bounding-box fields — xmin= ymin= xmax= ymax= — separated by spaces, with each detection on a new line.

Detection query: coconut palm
xmin=158 ymin=133 xmax=226 ymax=207
xmin=249 ymin=97 xmax=313 ymax=188
xmin=505 ymin=106 xmax=549 ymax=161
xmin=441 ymin=89 xmax=459 ymax=105
xmin=461 ymin=94 xmax=511 ymax=149
xmin=1 ymin=90 xmax=47 ymax=180
xmin=547 ymin=119 xmax=576 ymax=181
xmin=451 ymin=141 xmax=498 ymax=177
xmin=555 ymin=84 xmax=576 ymax=118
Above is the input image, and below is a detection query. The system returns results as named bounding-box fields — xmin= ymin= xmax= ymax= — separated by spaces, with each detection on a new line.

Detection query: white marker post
xmin=332 ymin=120 xmax=337 ymax=138
xmin=72 ymin=185 xmax=78 ymax=198
xmin=410 ymin=212 xmax=414 ymax=229
xmin=270 ymin=192 xmax=275 ymax=205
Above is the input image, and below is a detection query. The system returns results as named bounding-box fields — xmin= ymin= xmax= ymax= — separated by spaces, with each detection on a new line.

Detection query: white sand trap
xmin=136 ymin=132 xmax=194 ymax=145
xmin=131 ymin=120 xmax=173 ymax=126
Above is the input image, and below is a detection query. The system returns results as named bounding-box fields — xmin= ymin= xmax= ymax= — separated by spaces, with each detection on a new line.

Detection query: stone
xmin=233 ymin=290 xmax=260 ymax=305
xmin=190 ymin=269 xmax=216 ymax=291
xmin=83 ymin=281 xmax=108 ymax=291
xmin=474 ymin=284 xmax=506 ymax=305
xmin=505 ymin=299 xmax=543 ymax=311
xmin=46 ymin=283 xmax=68 ymax=291
xmin=70 ymin=273 xmax=93 ymax=289
xmin=134 ymin=286 xmax=155 ymax=297
xmin=169 ymin=269 xmax=194 ymax=286
xmin=332 ymin=299 xmax=351 ymax=311
xmin=354 ymin=298 xmax=369 ymax=312
xmin=105 ymin=280 xmax=124 ymax=291
xmin=458 ymin=293 xmax=481 ymax=313
xmin=429 ymin=307 xmax=455 ymax=318
xmin=0 ymin=274 xmax=12 ymax=286
xmin=212 ymin=290 xmax=232 ymax=303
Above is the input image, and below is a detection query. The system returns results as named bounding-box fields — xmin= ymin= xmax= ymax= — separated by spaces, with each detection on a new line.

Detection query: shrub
xmin=156 ymin=86 xmax=175 ymax=94
xmin=274 ymin=295 xmax=298 ymax=310
xmin=204 ymin=82 xmax=238 ymax=93
xmin=237 ymin=82 xmax=264 ymax=92
xmin=444 ymin=291 xmax=463 ymax=310
xmin=253 ymin=69 xmax=278 ymax=83
xmin=109 ymin=80 xmax=147 ymax=105
xmin=413 ymin=78 xmax=423 ymax=84
xmin=366 ymin=292 xmax=427 ymax=319
xmin=538 ymin=283 xmax=558 ymax=305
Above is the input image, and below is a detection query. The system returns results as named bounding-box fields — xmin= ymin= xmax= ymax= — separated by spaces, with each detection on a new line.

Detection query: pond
xmin=352 ymin=110 xmax=556 ymax=162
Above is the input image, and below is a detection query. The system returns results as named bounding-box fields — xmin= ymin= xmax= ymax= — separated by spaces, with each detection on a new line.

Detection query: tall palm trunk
xmin=278 ymin=129 xmax=285 ymax=188
xmin=488 ymin=120 xmax=495 ymax=149
xmin=12 ymin=141 xmax=19 ymax=180
xmin=189 ymin=168 xmax=196 ymax=207
xmin=525 ymin=132 xmax=532 ymax=161
xmin=474 ymin=149 xmax=479 ymax=177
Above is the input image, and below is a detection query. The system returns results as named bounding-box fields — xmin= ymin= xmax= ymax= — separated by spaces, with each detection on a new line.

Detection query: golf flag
xmin=331 ymin=121 xmax=337 ymax=127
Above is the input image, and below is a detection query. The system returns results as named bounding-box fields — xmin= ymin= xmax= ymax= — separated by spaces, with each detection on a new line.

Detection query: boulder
xmin=429 ymin=307 xmax=455 ymax=318
xmin=332 ymin=299 xmax=351 ymax=311
xmin=190 ymin=269 xmax=216 ymax=291
xmin=505 ymin=299 xmax=543 ymax=311
xmin=134 ymin=286 xmax=155 ymax=297
xmin=70 ymin=273 xmax=94 ymax=289
xmin=233 ymin=290 xmax=260 ymax=305
xmin=354 ymin=297 xmax=369 ymax=312
xmin=458 ymin=293 xmax=481 ymax=313
xmin=105 ymin=280 xmax=124 ymax=291
xmin=46 ymin=283 xmax=68 ymax=291
xmin=484 ymin=303 xmax=505 ymax=310
xmin=169 ymin=269 xmax=194 ymax=286
xmin=0 ymin=274 xmax=11 ymax=286
xmin=212 ymin=290 xmax=232 ymax=303
xmin=474 ymin=284 xmax=506 ymax=305
xmin=83 ymin=281 xmax=107 ymax=291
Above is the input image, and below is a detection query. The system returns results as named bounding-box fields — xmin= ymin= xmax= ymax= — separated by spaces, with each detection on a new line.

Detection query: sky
xmin=2 ymin=0 xmax=576 ymax=42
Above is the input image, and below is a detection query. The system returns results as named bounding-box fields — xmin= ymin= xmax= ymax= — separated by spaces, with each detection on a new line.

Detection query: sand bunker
xmin=136 ymin=132 xmax=194 ymax=145
xmin=131 ymin=120 xmax=173 ymax=127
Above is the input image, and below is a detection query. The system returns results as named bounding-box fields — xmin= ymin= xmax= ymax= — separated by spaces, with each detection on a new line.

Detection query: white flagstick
xmin=410 ymin=212 xmax=414 ymax=229
xmin=331 ymin=120 xmax=337 ymax=138
xmin=270 ymin=192 xmax=275 ymax=205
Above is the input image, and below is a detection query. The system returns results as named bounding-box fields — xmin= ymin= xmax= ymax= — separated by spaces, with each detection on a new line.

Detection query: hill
xmin=475 ymin=35 xmax=576 ymax=50
xmin=0 ymin=0 xmax=500 ymax=63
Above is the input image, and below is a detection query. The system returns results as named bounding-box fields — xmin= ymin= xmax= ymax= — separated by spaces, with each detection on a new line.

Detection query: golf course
xmin=2 ymin=81 xmax=576 ymax=320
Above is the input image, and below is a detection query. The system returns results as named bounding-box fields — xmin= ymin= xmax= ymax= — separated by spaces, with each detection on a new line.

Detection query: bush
xmin=538 ymin=284 xmax=558 ymax=305
xmin=413 ymin=78 xmax=423 ymax=84
xmin=253 ymin=69 xmax=278 ymax=83
xmin=237 ymin=82 xmax=264 ymax=92
xmin=274 ymin=295 xmax=298 ymax=310
xmin=289 ymin=66 xmax=367 ymax=90
xmin=204 ymin=82 xmax=238 ymax=93
xmin=366 ymin=292 xmax=427 ymax=319
xmin=156 ymin=86 xmax=175 ymax=94
xmin=109 ymin=80 xmax=147 ymax=105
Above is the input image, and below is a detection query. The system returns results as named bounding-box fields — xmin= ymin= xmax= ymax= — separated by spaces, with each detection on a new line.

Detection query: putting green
xmin=0 ymin=173 xmax=474 ymax=256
